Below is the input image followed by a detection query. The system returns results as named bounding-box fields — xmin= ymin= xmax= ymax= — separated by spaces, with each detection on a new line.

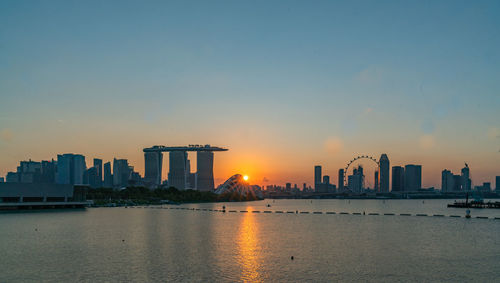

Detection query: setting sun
xmin=243 ymin=175 xmax=249 ymax=181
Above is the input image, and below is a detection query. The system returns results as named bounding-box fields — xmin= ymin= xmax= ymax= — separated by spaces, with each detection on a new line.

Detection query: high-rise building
xmin=483 ymin=182 xmax=491 ymax=192
xmin=348 ymin=174 xmax=362 ymax=193
xmin=496 ymin=176 xmax=500 ymax=191
xmin=461 ymin=165 xmax=471 ymax=191
xmin=442 ymin=169 xmax=463 ymax=192
xmin=0 ymin=177 xmax=4 ymax=182
xmin=379 ymin=154 xmax=390 ymax=193
xmin=323 ymin=175 xmax=330 ymax=185
xmin=113 ymin=158 xmax=130 ymax=188
xmin=392 ymin=166 xmax=404 ymax=192
xmin=41 ymin=160 xmax=56 ymax=183
xmin=83 ymin=167 xmax=100 ymax=188
xmin=348 ymin=165 xmax=364 ymax=193
xmin=314 ymin=166 xmax=322 ymax=192
xmin=73 ymin=155 xmax=86 ymax=184
xmin=441 ymin=169 xmax=453 ymax=192
xmin=103 ymin=162 xmax=112 ymax=187
xmin=197 ymin=151 xmax=214 ymax=191
xmin=404 ymin=164 xmax=422 ymax=191
xmin=56 ymin=154 xmax=72 ymax=184
xmin=17 ymin=160 xmax=42 ymax=183
xmin=56 ymin=154 xmax=86 ymax=185
xmin=338 ymin=169 xmax=344 ymax=191
xmin=168 ymin=151 xmax=188 ymax=190
xmin=6 ymin=172 xmax=19 ymax=183
xmin=374 ymin=170 xmax=379 ymax=191
xmin=93 ymin=158 xmax=103 ymax=188
xmin=144 ymin=151 xmax=163 ymax=187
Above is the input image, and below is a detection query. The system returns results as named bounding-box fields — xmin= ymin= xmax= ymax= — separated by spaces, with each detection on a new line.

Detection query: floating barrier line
xmin=132 ymin=206 xmax=497 ymax=220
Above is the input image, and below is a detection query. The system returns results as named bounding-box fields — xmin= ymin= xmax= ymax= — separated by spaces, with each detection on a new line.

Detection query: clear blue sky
xmin=1 ymin=0 xmax=499 ymax=187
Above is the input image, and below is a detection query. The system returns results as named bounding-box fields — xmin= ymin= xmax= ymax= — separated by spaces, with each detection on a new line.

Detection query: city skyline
xmin=3 ymin=149 xmax=499 ymax=190
xmin=1 ymin=0 xmax=499 ymax=187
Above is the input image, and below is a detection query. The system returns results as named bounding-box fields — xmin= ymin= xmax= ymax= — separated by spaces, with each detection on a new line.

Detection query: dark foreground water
xmin=1 ymin=199 xmax=499 ymax=282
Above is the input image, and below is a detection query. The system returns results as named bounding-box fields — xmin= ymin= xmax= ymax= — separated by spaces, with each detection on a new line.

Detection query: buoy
xmin=465 ymin=209 xmax=471 ymax=219
xmin=296 ymin=210 xmax=298 ymax=214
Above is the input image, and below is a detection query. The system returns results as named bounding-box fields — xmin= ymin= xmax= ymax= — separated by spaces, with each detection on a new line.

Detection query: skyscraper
xmin=461 ymin=165 xmax=471 ymax=191
xmin=18 ymin=160 xmax=42 ymax=183
xmin=56 ymin=154 xmax=72 ymax=184
xmin=56 ymin=154 xmax=86 ymax=185
xmin=392 ymin=166 xmax=404 ymax=192
xmin=338 ymin=169 xmax=344 ymax=191
xmin=168 ymin=151 xmax=188 ymax=190
xmin=113 ymin=158 xmax=130 ymax=188
xmin=404 ymin=164 xmax=422 ymax=191
xmin=84 ymin=167 xmax=100 ymax=188
xmin=323 ymin=175 xmax=330 ymax=186
xmin=73 ymin=155 xmax=86 ymax=184
xmin=441 ymin=169 xmax=453 ymax=192
xmin=93 ymin=158 xmax=103 ymax=187
xmin=379 ymin=154 xmax=390 ymax=193
xmin=197 ymin=151 xmax=214 ymax=191
xmin=144 ymin=151 xmax=163 ymax=186
xmin=496 ymin=176 xmax=500 ymax=192
xmin=314 ymin=166 xmax=322 ymax=192
xmin=103 ymin=162 xmax=112 ymax=187
xmin=41 ymin=160 xmax=56 ymax=183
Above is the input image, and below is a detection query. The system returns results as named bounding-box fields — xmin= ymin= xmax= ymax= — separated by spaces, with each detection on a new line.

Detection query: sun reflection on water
xmin=237 ymin=211 xmax=262 ymax=282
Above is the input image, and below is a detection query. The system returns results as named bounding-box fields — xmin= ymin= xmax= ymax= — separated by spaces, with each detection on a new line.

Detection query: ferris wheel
xmin=343 ymin=155 xmax=380 ymax=188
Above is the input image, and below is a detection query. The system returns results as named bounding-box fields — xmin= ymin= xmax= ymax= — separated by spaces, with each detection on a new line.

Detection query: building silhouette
xmin=56 ymin=154 xmax=86 ymax=185
xmin=391 ymin=166 xmax=404 ymax=192
xmin=168 ymin=151 xmax=188 ymax=190
xmin=83 ymin=167 xmax=100 ymax=188
xmin=461 ymin=165 xmax=471 ymax=191
xmin=338 ymin=169 xmax=344 ymax=191
xmin=103 ymin=162 xmax=112 ymax=187
xmin=404 ymin=164 xmax=422 ymax=191
xmin=144 ymin=151 xmax=163 ymax=186
xmin=496 ymin=176 xmax=500 ymax=191
xmin=348 ymin=165 xmax=364 ymax=193
xmin=113 ymin=158 xmax=130 ymax=188
xmin=93 ymin=158 xmax=103 ymax=188
xmin=379 ymin=154 xmax=390 ymax=193
xmin=144 ymin=145 xmax=227 ymax=190
xmin=314 ymin=165 xmax=322 ymax=192
xmin=197 ymin=151 xmax=215 ymax=191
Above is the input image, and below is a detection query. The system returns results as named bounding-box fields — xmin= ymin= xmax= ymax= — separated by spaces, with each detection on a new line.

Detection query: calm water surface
xmin=1 ymin=199 xmax=499 ymax=282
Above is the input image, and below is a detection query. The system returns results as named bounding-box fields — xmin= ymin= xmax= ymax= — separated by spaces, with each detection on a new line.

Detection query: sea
xmin=1 ymin=199 xmax=499 ymax=282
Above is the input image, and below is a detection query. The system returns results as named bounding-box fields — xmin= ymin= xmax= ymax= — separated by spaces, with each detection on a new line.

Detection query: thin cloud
xmin=419 ymin=134 xmax=435 ymax=150
xmin=324 ymin=137 xmax=343 ymax=155
xmin=0 ymin=128 xmax=13 ymax=142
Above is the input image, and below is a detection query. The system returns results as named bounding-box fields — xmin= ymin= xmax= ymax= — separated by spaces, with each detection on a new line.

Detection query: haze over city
xmin=1 ymin=0 xmax=499 ymax=187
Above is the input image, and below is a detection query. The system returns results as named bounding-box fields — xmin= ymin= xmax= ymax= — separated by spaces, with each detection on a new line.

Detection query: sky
xmin=1 ymin=0 xmax=499 ymax=188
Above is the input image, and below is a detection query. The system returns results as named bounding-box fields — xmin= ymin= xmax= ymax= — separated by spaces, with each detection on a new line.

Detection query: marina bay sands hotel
xmin=143 ymin=145 xmax=228 ymax=191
